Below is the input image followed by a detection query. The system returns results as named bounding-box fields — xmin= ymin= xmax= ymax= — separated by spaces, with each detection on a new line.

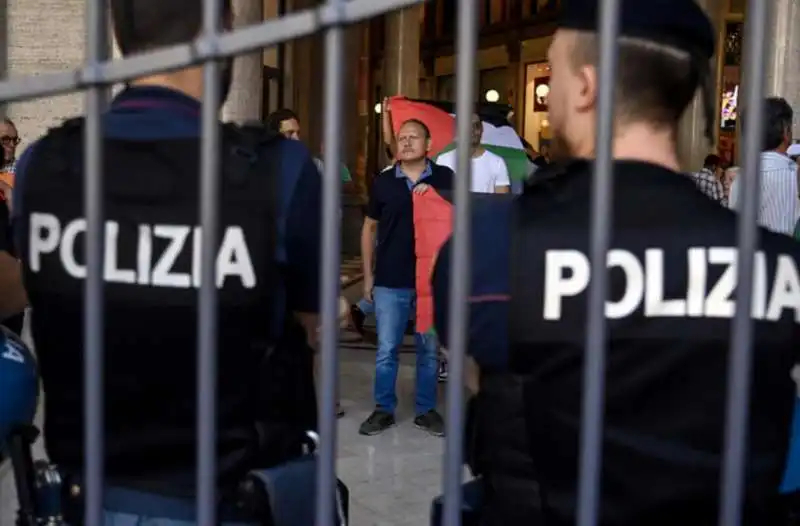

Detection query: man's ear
xmin=426 ymin=138 xmax=432 ymax=153
xmin=575 ymin=64 xmax=598 ymax=114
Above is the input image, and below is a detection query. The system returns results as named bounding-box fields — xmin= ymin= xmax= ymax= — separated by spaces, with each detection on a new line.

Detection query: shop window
xmin=718 ymin=21 xmax=743 ymax=167
xmin=522 ymin=62 xmax=552 ymax=153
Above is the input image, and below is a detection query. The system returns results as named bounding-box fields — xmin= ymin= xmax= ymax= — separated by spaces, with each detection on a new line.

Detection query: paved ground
xmin=1 ymin=265 xmax=466 ymax=526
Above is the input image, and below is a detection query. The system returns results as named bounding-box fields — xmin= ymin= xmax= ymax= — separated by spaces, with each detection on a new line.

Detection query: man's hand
xmin=413 ymin=183 xmax=431 ymax=195
xmin=363 ymin=273 xmax=374 ymax=302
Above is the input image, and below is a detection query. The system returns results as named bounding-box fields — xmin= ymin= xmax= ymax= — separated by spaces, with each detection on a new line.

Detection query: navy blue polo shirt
xmin=13 ymin=85 xmax=321 ymax=317
xmin=366 ymin=160 xmax=453 ymax=290
xmin=432 ymin=194 xmax=512 ymax=369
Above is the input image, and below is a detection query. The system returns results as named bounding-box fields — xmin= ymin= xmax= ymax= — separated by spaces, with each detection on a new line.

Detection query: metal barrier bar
xmin=197 ymin=0 xmax=223 ymax=522
xmin=442 ymin=0 xmax=479 ymax=524
xmin=719 ymin=0 xmax=769 ymax=524
xmin=0 ymin=0 xmax=425 ymax=105
xmin=576 ymin=0 xmax=621 ymax=525
xmin=82 ymin=0 xmax=109 ymax=525
xmin=315 ymin=0 xmax=345 ymax=522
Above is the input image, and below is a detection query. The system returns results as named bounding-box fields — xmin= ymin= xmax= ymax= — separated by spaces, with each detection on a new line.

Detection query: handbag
xmin=245 ymin=431 xmax=349 ymax=526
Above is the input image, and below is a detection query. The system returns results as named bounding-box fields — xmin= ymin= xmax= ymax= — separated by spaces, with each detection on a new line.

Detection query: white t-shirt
xmin=436 ymin=149 xmax=510 ymax=193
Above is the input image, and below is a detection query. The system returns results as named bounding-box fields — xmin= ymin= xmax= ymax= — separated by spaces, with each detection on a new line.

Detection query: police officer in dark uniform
xmin=7 ymin=0 xmax=323 ymax=523
xmin=433 ymin=0 xmax=800 ymax=524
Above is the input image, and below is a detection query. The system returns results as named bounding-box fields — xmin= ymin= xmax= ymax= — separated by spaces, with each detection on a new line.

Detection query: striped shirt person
xmin=729 ymin=97 xmax=800 ymax=236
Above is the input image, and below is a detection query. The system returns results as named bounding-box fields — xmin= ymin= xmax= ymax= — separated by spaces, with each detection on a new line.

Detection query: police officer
xmin=8 ymin=0 xmax=323 ymax=523
xmin=433 ymin=0 xmax=800 ymax=524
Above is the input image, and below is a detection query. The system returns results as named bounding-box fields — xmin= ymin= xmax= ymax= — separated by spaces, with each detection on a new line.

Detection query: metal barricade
xmin=0 ymin=0 xmax=771 ymax=524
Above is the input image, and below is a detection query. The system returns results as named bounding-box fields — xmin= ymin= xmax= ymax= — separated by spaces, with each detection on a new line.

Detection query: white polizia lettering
xmin=28 ymin=212 xmax=256 ymax=289
xmin=542 ymin=247 xmax=800 ymax=322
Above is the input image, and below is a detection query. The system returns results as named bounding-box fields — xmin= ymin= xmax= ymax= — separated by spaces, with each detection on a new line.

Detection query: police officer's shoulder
xmin=24 ymin=117 xmax=85 ymax=175
xmin=522 ymin=158 xmax=584 ymax=196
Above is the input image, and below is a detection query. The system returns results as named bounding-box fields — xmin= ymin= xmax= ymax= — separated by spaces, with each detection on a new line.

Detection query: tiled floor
xmin=1 ymin=293 xmax=464 ymax=526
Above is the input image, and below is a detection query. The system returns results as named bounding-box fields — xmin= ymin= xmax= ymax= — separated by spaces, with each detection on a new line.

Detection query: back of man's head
xmin=110 ymin=0 xmax=233 ymax=56
xmin=761 ymin=97 xmax=794 ymax=152
xmin=571 ymin=34 xmax=700 ymax=133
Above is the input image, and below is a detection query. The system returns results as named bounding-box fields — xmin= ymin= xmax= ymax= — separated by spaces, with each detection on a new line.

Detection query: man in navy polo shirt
xmin=358 ymin=119 xmax=452 ymax=437
xmin=7 ymin=0 xmax=322 ymax=523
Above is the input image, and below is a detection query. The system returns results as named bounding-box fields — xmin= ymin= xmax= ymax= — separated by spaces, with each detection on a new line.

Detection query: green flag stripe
xmin=436 ymin=142 xmax=530 ymax=181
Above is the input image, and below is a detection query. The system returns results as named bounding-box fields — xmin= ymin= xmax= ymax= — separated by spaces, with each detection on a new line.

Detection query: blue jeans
xmin=373 ymin=286 xmax=438 ymax=416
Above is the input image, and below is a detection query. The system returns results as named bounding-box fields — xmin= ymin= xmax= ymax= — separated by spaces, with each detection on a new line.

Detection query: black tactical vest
xmin=18 ymin=118 xmax=283 ymax=496
xmin=500 ymin=160 xmax=797 ymax=525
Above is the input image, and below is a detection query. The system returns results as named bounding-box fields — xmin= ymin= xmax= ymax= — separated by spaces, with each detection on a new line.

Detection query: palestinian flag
xmin=388 ymin=96 xmax=532 ymax=181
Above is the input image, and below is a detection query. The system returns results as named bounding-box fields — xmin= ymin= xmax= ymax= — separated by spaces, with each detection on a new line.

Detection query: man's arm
xmin=283 ymin=144 xmax=322 ymax=346
xmin=381 ymin=97 xmax=396 ymax=158
xmin=361 ymin=182 xmax=381 ymax=300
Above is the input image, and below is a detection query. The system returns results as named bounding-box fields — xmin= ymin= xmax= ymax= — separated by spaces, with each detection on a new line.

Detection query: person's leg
xmin=359 ymin=287 xmax=412 ymax=435
xmin=413 ymin=330 xmax=444 ymax=436
xmin=356 ymin=298 xmax=374 ymax=315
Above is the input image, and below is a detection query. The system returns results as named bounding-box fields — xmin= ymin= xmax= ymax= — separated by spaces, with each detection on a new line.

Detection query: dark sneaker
xmin=336 ymin=402 xmax=345 ymax=418
xmin=437 ymin=360 xmax=448 ymax=383
xmin=414 ymin=410 xmax=445 ymax=437
xmin=350 ymin=304 xmax=366 ymax=337
xmin=358 ymin=410 xmax=395 ymax=436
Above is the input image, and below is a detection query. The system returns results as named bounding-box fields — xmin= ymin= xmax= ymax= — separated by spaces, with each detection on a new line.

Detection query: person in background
xmin=359 ymin=118 xmax=451 ymax=437
xmin=691 ymin=153 xmax=727 ymax=206
xmin=267 ymin=108 xmax=300 ymax=140
xmin=436 ymin=113 xmax=511 ymax=194
xmin=0 ymin=118 xmax=23 ymax=336
xmin=729 ymin=97 xmax=800 ymax=235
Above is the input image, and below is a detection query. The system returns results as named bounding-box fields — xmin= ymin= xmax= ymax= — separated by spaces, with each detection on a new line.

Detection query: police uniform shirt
xmin=435 ymin=159 xmax=800 ymax=524
xmin=11 ymin=86 xmax=322 ymax=487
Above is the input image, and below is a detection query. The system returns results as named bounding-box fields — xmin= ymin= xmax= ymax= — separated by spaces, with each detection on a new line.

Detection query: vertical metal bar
xmin=442 ymin=0 xmax=478 ymax=524
xmin=719 ymin=1 xmax=769 ymax=524
xmin=315 ymin=0 xmax=344 ymax=523
xmin=576 ymin=1 xmax=621 ymax=525
xmin=83 ymin=1 xmax=109 ymax=525
xmin=197 ymin=0 xmax=222 ymax=523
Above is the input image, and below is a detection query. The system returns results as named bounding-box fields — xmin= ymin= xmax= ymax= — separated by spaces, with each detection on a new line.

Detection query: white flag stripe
xmin=448 ymin=113 xmax=525 ymax=150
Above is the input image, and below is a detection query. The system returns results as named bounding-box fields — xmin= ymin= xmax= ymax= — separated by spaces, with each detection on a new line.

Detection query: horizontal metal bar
xmin=0 ymin=0 xmax=426 ymax=104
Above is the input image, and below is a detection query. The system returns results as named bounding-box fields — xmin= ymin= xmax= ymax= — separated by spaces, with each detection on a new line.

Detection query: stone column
xmin=763 ymin=0 xmax=800 ymax=138
xmin=384 ymin=6 xmax=421 ymax=97
xmin=677 ymin=0 xmax=727 ymax=172
xmin=222 ymin=0 xmax=264 ymax=123
xmin=6 ymin=0 xmax=85 ymax=151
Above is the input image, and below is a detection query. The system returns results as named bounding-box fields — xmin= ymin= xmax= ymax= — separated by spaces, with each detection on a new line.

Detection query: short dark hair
xmin=761 ymin=97 xmax=793 ymax=151
xmin=266 ymin=108 xmax=299 ymax=133
xmin=111 ymin=0 xmax=233 ymax=55
xmin=398 ymin=118 xmax=431 ymax=139
xmin=573 ymin=34 xmax=701 ymax=131
xmin=703 ymin=154 xmax=720 ymax=170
